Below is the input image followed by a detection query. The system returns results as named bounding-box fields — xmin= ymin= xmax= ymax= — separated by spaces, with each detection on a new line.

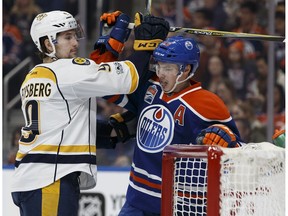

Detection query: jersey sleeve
xmin=101 ymin=51 xmax=153 ymax=113
xmin=56 ymin=58 xmax=139 ymax=99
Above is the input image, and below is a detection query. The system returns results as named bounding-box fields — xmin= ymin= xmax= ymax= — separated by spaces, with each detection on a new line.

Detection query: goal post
xmin=161 ymin=142 xmax=285 ymax=216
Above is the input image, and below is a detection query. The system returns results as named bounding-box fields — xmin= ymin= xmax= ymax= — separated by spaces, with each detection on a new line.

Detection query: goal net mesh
xmin=164 ymin=142 xmax=285 ymax=216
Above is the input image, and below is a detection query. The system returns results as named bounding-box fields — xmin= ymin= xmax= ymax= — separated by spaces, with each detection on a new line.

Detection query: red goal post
xmin=161 ymin=143 xmax=285 ymax=216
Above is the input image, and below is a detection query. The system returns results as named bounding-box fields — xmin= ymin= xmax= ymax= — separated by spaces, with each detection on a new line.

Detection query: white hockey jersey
xmin=11 ymin=57 xmax=138 ymax=192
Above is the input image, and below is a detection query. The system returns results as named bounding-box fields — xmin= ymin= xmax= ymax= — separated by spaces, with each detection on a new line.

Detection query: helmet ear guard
xmin=30 ymin=10 xmax=84 ymax=58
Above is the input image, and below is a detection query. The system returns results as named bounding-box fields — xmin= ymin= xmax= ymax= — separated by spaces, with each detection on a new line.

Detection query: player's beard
xmin=70 ymin=49 xmax=78 ymax=58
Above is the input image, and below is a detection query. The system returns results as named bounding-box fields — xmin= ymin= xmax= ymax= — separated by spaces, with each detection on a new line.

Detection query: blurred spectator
xmin=234 ymin=117 xmax=266 ymax=143
xmin=153 ymin=0 xmax=195 ymax=27
xmin=156 ymin=0 xmax=177 ymax=26
xmin=255 ymin=55 xmax=268 ymax=96
xmin=5 ymin=126 xmax=22 ymax=165
xmin=187 ymin=0 xmax=227 ymax=29
xmin=10 ymin=0 xmax=42 ymax=64
xmin=257 ymin=83 xmax=285 ymax=131
xmin=234 ymin=118 xmax=252 ymax=143
xmin=250 ymin=55 xmax=285 ymax=114
xmin=202 ymin=55 xmax=227 ymax=93
xmin=273 ymin=84 xmax=285 ymax=117
xmin=226 ymin=40 xmax=258 ymax=100
xmin=202 ymin=0 xmax=228 ymax=29
xmin=223 ymin=0 xmax=243 ymax=29
xmin=186 ymin=0 xmax=204 ymax=13
xmin=3 ymin=8 xmax=23 ymax=75
xmin=275 ymin=11 xmax=285 ymax=37
xmin=215 ymin=78 xmax=242 ymax=111
xmin=189 ymin=8 xmax=213 ymax=29
xmin=194 ymin=31 xmax=227 ymax=82
xmin=274 ymin=10 xmax=285 ymax=81
xmin=246 ymin=55 xmax=268 ymax=114
xmin=231 ymin=102 xmax=266 ymax=142
xmin=232 ymin=1 xmax=267 ymax=59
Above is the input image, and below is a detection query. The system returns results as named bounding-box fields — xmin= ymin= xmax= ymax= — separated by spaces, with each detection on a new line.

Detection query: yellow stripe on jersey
xmin=15 ymin=151 xmax=27 ymax=160
xmin=15 ymin=144 xmax=96 ymax=161
xmin=42 ymin=179 xmax=60 ymax=216
xmin=32 ymin=144 xmax=96 ymax=154
xmin=125 ymin=61 xmax=139 ymax=93
xmin=22 ymin=66 xmax=57 ymax=86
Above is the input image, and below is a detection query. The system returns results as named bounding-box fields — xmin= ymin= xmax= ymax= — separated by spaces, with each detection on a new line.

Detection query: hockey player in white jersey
xmin=10 ymin=10 xmax=140 ymax=216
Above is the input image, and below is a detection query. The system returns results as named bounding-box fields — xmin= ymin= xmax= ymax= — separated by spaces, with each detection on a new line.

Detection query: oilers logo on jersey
xmin=136 ymin=105 xmax=174 ymax=153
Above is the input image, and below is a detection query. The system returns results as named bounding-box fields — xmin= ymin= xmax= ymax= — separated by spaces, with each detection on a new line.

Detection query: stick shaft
xmin=145 ymin=0 xmax=152 ymax=14
xmin=126 ymin=23 xmax=284 ymax=42
xmin=169 ymin=27 xmax=285 ymax=42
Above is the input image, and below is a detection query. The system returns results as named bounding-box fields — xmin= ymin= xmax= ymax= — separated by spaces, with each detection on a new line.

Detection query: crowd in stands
xmin=3 ymin=0 xmax=285 ymax=166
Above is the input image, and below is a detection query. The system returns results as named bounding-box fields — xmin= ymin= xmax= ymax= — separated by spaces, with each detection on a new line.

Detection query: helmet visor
xmin=75 ymin=22 xmax=85 ymax=40
xmin=149 ymin=57 xmax=185 ymax=74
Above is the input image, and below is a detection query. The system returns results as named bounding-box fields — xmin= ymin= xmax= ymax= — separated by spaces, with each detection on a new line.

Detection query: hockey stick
xmin=125 ymin=22 xmax=285 ymax=42
xmin=133 ymin=0 xmax=285 ymax=42
xmin=145 ymin=0 xmax=152 ymax=14
xmin=104 ymin=0 xmax=284 ymax=42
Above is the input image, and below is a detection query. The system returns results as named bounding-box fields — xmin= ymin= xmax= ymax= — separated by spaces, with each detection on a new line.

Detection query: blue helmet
xmin=153 ymin=36 xmax=200 ymax=75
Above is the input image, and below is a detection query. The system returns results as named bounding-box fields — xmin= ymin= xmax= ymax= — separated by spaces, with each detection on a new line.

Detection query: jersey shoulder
xmin=182 ymin=88 xmax=231 ymax=121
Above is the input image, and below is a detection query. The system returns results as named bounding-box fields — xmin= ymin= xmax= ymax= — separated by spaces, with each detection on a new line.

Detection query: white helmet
xmin=30 ymin=10 xmax=84 ymax=58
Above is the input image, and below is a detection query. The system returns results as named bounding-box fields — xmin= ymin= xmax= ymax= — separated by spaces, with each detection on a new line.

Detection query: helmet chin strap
xmin=164 ymin=64 xmax=194 ymax=94
xmin=45 ymin=38 xmax=58 ymax=60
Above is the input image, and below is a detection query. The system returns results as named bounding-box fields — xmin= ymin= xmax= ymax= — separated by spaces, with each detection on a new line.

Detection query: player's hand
xmin=134 ymin=12 xmax=170 ymax=51
xmin=94 ymin=11 xmax=131 ymax=57
xmin=196 ymin=124 xmax=240 ymax=148
xmin=109 ymin=111 xmax=137 ymax=143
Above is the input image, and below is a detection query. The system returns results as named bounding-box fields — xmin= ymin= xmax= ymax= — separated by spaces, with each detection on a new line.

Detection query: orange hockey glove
xmin=196 ymin=124 xmax=240 ymax=148
xmin=94 ymin=11 xmax=131 ymax=57
xmin=100 ymin=11 xmax=122 ymax=25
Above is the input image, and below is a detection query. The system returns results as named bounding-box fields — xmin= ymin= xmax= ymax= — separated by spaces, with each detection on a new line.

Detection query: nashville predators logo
xmin=72 ymin=57 xmax=90 ymax=65
xmin=36 ymin=13 xmax=48 ymax=21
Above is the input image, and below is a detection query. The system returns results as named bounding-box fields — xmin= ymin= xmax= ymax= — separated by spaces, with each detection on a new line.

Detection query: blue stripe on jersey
xmin=15 ymin=154 xmax=97 ymax=167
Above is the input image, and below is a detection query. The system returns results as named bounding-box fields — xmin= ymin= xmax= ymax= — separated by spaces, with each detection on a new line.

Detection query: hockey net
xmin=161 ymin=142 xmax=285 ymax=216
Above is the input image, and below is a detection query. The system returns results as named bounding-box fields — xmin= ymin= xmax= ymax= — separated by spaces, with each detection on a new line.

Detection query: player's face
xmin=156 ymin=62 xmax=179 ymax=92
xmin=55 ymin=30 xmax=79 ymax=58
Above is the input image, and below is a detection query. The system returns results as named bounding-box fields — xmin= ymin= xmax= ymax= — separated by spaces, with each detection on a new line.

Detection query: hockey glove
xmin=109 ymin=111 xmax=137 ymax=143
xmin=196 ymin=124 xmax=240 ymax=148
xmin=96 ymin=119 xmax=118 ymax=149
xmin=94 ymin=11 xmax=131 ymax=57
xmin=134 ymin=12 xmax=170 ymax=51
